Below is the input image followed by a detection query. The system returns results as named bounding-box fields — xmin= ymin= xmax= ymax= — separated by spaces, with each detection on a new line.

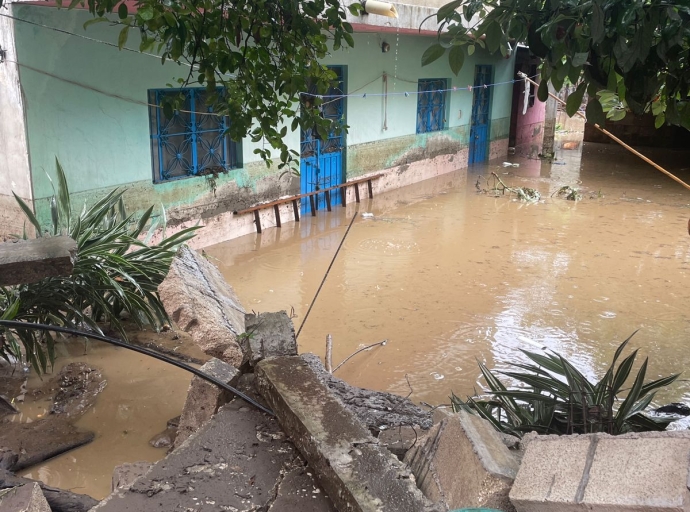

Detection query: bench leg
xmin=367 ymin=179 xmax=374 ymax=198
xmin=273 ymin=204 xmax=282 ymax=228
xmin=292 ymin=199 xmax=300 ymax=222
xmin=309 ymin=195 xmax=316 ymax=217
xmin=341 ymin=187 xmax=347 ymax=206
xmin=325 ymin=190 xmax=332 ymax=212
xmin=354 ymin=183 xmax=360 ymax=203
xmin=254 ymin=210 xmax=262 ymax=234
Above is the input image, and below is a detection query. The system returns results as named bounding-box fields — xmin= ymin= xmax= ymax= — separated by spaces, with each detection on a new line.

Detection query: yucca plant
xmin=0 ymin=159 xmax=199 ymax=373
xmin=451 ymin=331 xmax=680 ymax=437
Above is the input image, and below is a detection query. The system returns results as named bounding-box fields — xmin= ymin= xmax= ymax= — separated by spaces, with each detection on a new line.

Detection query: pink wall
xmin=513 ymin=80 xmax=546 ymax=158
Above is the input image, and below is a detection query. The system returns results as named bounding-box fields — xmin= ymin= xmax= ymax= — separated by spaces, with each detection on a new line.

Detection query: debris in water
xmin=553 ymin=185 xmax=582 ymax=201
xmin=362 ymin=212 xmax=374 ymax=219
xmin=476 ymin=172 xmax=540 ymax=203
xmin=502 ymin=162 xmax=520 ymax=167
xmin=430 ymin=372 xmax=445 ymax=380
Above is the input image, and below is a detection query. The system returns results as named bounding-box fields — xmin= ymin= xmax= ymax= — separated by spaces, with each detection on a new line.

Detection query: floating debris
xmin=554 ymin=185 xmax=582 ymax=201
xmin=362 ymin=212 xmax=375 ymax=219
xmin=502 ymin=162 xmax=520 ymax=168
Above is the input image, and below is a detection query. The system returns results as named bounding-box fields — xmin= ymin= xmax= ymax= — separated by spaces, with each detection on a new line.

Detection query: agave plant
xmin=0 ymin=159 xmax=199 ymax=373
xmin=451 ymin=332 xmax=680 ymax=437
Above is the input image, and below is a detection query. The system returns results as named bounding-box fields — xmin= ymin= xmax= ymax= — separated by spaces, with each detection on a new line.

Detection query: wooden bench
xmin=234 ymin=174 xmax=383 ymax=233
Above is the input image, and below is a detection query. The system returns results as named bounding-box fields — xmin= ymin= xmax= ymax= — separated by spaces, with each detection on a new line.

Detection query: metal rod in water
xmin=0 ymin=320 xmax=274 ymax=416
xmin=296 ymin=212 xmax=358 ymax=339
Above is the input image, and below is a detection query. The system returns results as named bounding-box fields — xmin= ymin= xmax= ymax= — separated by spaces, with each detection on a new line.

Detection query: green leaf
xmin=448 ymin=45 xmax=465 ymax=76
xmin=13 ymin=192 xmax=43 ymax=236
xmin=585 ymin=99 xmax=606 ymax=126
xmin=421 ymin=44 xmax=446 ymax=67
xmin=654 ymin=113 xmax=665 ymax=129
xmin=572 ymin=52 xmax=588 ymax=68
xmin=138 ymin=6 xmax=154 ymax=21
xmin=485 ymin=22 xmax=502 ymax=54
xmin=467 ymin=45 xmax=475 ymax=56
xmin=118 ymin=25 xmax=130 ymax=49
xmin=118 ymin=2 xmax=128 ymax=19
xmin=591 ymin=1 xmax=605 ymax=44
xmin=566 ymin=82 xmax=587 ymax=117
xmin=437 ymin=0 xmax=462 ymax=21
xmin=537 ymin=79 xmax=549 ymax=102
xmin=83 ymin=17 xmax=108 ymax=29
xmin=68 ymin=0 xmax=81 ymax=8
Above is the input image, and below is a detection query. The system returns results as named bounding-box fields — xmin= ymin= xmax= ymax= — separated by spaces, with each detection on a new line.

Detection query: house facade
xmin=0 ymin=1 xmax=525 ymax=245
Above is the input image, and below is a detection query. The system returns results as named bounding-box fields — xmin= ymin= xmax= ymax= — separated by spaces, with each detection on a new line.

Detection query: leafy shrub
xmin=451 ymin=332 xmax=679 ymax=437
xmin=0 ymin=159 xmax=199 ymax=373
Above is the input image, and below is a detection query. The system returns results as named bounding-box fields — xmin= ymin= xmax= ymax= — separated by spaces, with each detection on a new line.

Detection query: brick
xmin=0 ymin=236 xmax=76 ymax=286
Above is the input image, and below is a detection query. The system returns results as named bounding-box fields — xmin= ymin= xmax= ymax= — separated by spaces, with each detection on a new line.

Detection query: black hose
xmin=0 ymin=320 xmax=274 ymax=416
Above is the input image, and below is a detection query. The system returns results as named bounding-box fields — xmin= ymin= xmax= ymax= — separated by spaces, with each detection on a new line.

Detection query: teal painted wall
xmin=13 ymin=5 xmax=514 ymax=226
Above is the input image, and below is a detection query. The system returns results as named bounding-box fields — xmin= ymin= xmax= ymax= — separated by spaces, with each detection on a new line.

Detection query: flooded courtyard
xmin=17 ymin=139 xmax=690 ymax=498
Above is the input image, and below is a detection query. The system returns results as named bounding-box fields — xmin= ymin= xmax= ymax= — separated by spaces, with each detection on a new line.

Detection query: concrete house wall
xmin=5 ymin=2 xmax=515 ymax=243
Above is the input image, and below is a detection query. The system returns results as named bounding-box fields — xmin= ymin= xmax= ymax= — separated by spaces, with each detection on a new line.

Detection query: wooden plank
xmin=0 ymin=236 xmax=77 ymax=287
xmin=254 ymin=210 xmax=262 ymax=234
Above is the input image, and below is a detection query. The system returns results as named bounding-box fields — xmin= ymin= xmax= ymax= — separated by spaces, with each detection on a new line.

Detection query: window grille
xmin=416 ymin=79 xmax=447 ymax=134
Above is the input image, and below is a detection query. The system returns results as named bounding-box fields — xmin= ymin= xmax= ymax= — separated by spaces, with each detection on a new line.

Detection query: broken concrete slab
xmin=0 ymin=482 xmax=50 ymax=512
xmin=0 ymin=469 xmax=98 ymax=512
xmin=158 ymin=245 xmax=246 ymax=365
xmin=302 ymin=353 xmax=433 ymax=432
xmin=111 ymin=461 xmax=152 ymax=491
xmin=256 ymin=356 xmax=441 ymax=512
xmin=0 ymin=418 xmax=94 ymax=471
xmin=378 ymin=426 xmax=420 ymax=460
xmin=243 ymin=311 xmax=298 ymax=366
xmin=405 ymin=410 xmax=518 ymax=512
xmin=173 ymin=357 xmax=240 ymax=449
xmin=92 ymin=399 xmax=334 ymax=512
xmin=268 ymin=464 xmax=336 ymax=512
xmin=510 ymin=430 xmax=690 ymax=512
xmin=0 ymin=236 xmax=77 ymax=286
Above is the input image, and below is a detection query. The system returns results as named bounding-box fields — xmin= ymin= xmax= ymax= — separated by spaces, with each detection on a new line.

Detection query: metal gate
xmin=300 ymin=66 xmax=346 ymax=214
xmin=469 ymin=65 xmax=493 ymax=164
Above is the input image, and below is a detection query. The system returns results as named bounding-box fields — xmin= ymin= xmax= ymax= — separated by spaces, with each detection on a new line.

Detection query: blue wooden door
xmin=469 ymin=65 xmax=492 ymax=164
xmin=300 ymin=67 xmax=345 ymax=214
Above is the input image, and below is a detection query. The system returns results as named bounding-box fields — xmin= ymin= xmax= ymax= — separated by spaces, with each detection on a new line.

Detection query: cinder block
xmin=510 ymin=431 xmax=690 ymax=512
xmin=405 ymin=410 xmax=519 ymax=511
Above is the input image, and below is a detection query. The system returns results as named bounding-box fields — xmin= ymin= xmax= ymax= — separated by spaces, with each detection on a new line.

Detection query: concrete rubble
xmin=111 ymin=462 xmax=152 ymax=492
xmin=405 ymin=409 xmax=519 ymax=512
xmin=174 ymin=357 xmax=240 ymax=449
xmin=92 ymin=398 xmax=334 ymax=512
xmin=0 ymin=236 xmax=77 ymax=286
xmin=510 ymin=430 xmax=690 ymax=511
xmin=0 ymin=482 xmax=51 ymax=512
xmin=0 ymin=470 xmax=98 ymax=512
xmin=256 ymin=355 xmax=441 ymax=512
xmin=158 ymin=245 xmax=246 ymax=366
xmin=243 ymin=311 xmax=298 ymax=367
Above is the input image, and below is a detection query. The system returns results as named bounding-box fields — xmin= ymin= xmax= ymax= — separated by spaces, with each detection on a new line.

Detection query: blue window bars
xmin=148 ymin=88 xmax=240 ymax=182
xmin=416 ymin=79 xmax=448 ymax=134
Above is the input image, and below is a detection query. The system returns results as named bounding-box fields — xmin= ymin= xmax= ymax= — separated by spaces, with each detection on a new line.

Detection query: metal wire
xmin=0 ymin=320 xmax=275 ymax=416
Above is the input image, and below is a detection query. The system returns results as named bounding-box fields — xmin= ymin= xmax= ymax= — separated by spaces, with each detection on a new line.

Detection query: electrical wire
xmin=0 ymin=320 xmax=275 ymax=416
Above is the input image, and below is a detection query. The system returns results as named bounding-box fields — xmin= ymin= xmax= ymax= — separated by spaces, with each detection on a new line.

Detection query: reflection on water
xmin=206 ymin=141 xmax=690 ymax=408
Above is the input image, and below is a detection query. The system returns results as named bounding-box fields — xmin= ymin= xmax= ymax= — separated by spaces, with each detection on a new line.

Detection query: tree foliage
xmin=48 ymin=0 xmax=362 ymax=169
xmin=427 ymin=0 xmax=690 ymax=128
xmin=0 ymin=159 xmax=198 ymax=373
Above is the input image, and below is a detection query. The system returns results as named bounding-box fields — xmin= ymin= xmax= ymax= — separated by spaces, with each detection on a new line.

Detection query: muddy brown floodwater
xmin=15 ymin=138 xmax=690 ymax=500
xmin=206 ymin=140 xmax=690 ymax=409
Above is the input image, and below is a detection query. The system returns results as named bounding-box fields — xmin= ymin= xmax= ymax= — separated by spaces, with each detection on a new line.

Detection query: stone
xmin=377 ymin=426 xmax=421 ymax=460
xmin=0 ymin=360 xmax=27 ymax=419
xmin=0 ymin=417 xmax=94 ymax=471
xmin=0 ymin=448 xmax=18 ymax=470
xmin=158 ymin=245 xmax=246 ymax=365
xmin=243 ymin=311 xmax=298 ymax=366
xmin=173 ymin=357 xmax=241 ymax=449
xmin=91 ymin=399 xmax=331 ymax=512
xmin=0 ymin=236 xmax=76 ymax=286
xmin=509 ymin=430 xmax=690 ymax=512
xmin=111 ymin=461 xmax=152 ymax=491
xmin=0 ymin=482 xmax=50 ymax=512
xmin=405 ymin=410 xmax=519 ymax=512
xmin=46 ymin=363 xmax=106 ymax=418
xmin=302 ymin=353 xmax=433 ymax=432
xmin=656 ymin=403 xmax=690 ymax=416
xmin=0 ymin=469 xmax=98 ymax=512
xmin=148 ymin=426 xmax=177 ymax=449
xmin=255 ymin=356 xmax=441 ymax=512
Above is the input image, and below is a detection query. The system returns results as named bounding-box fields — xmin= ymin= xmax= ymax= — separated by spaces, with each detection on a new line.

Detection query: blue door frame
xmin=469 ymin=65 xmax=492 ymax=164
xmin=300 ymin=66 xmax=346 ymax=214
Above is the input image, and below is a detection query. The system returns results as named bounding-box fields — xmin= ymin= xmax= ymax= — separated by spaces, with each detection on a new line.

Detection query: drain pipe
xmin=0 ymin=320 xmax=275 ymax=416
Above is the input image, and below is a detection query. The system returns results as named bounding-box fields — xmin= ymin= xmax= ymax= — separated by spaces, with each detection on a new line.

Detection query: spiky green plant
xmin=451 ymin=332 xmax=680 ymax=437
xmin=0 ymin=159 xmax=199 ymax=373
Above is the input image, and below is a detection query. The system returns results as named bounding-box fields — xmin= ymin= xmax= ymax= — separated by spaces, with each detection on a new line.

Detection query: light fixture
xmin=382 ymin=41 xmax=390 ymax=53
xmin=361 ymin=0 xmax=399 ymax=18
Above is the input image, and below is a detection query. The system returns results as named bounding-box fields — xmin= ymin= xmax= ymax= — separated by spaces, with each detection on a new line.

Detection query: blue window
xmin=416 ymin=79 xmax=447 ymax=134
xmin=148 ymin=88 xmax=240 ymax=182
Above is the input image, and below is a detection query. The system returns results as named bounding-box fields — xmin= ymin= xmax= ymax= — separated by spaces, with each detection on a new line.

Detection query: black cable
xmin=296 ymin=212 xmax=358 ymax=339
xmin=0 ymin=320 xmax=274 ymax=416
